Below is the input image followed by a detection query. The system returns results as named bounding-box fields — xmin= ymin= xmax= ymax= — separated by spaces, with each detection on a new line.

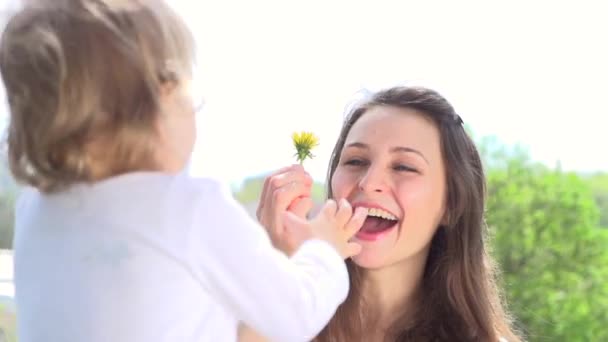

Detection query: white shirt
xmin=13 ymin=172 xmax=348 ymax=342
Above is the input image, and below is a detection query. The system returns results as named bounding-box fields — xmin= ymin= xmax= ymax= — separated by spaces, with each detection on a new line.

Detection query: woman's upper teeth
xmin=367 ymin=208 xmax=397 ymax=221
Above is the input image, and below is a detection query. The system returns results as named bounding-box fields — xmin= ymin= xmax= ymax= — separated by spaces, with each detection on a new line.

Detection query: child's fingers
xmin=335 ymin=198 xmax=353 ymax=225
xmin=319 ymin=199 xmax=338 ymax=218
xmin=344 ymin=206 xmax=368 ymax=237
xmin=343 ymin=242 xmax=362 ymax=258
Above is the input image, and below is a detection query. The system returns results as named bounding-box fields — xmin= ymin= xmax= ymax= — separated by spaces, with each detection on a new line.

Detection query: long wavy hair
xmin=317 ymin=86 xmax=522 ymax=341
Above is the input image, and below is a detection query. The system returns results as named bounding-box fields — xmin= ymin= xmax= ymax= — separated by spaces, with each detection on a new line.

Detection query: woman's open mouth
xmin=355 ymin=207 xmax=399 ymax=241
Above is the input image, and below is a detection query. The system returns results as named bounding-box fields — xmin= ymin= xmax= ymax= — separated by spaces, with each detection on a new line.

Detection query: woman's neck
xmin=360 ymin=247 xmax=430 ymax=331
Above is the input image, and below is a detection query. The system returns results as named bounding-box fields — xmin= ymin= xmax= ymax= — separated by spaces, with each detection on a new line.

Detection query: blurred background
xmin=1 ymin=1 xmax=607 ymax=341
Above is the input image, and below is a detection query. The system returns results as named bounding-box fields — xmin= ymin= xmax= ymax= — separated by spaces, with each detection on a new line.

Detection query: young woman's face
xmin=331 ymin=106 xmax=447 ymax=269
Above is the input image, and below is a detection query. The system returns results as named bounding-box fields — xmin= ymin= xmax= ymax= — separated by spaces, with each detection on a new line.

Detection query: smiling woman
xmin=330 ymin=104 xmax=447 ymax=270
xmin=250 ymin=86 xmax=523 ymax=342
xmin=321 ymin=87 xmax=521 ymax=341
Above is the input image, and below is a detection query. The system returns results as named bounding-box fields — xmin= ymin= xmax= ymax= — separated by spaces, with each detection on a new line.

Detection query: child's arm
xmin=189 ymin=181 xmax=359 ymax=342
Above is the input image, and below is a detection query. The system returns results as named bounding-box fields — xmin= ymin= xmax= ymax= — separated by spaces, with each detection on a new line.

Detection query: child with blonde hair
xmin=0 ymin=1 xmax=366 ymax=341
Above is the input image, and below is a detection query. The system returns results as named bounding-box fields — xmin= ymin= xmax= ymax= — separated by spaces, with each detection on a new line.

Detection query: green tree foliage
xmin=234 ymin=176 xmax=326 ymax=205
xmin=584 ymin=172 xmax=608 ymax=228
xmin=483 ymin=141 xmax=608 ymax=341
xmin=0 ymin=164 xmax=17 ymax=249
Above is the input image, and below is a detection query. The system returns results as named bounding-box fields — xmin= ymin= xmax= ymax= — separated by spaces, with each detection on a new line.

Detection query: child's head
xmin=0 ymin=0 xmax=197 ymax=192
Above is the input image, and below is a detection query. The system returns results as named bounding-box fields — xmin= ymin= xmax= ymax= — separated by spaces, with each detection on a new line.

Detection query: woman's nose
xmin=358 ymin=164 xmax=387 ymax=194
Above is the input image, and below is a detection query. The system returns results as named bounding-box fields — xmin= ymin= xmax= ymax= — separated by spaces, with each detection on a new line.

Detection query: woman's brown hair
xmin=319 ymin=86 xmax=522 ymax=341
xmin=0 ymin=0 xmax=195 ymax=192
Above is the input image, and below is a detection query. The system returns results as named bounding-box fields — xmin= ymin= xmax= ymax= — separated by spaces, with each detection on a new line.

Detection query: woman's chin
xmin=350 ymin=250 xmax=390 ymax=269
xmin=350 ymin=224 xmax=399 ymax=268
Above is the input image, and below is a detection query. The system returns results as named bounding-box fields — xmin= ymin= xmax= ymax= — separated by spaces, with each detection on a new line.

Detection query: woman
xmin=247 ymin=86 xmax=522 ymax=341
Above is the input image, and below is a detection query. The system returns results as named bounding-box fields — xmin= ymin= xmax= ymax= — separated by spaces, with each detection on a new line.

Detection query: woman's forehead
xmin=346 ymin=106 xmax=441 ymax=150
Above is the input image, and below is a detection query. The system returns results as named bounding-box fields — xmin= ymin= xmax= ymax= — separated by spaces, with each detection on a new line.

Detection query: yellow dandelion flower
xmin=292 ymin=131 xmax=319 ymax=165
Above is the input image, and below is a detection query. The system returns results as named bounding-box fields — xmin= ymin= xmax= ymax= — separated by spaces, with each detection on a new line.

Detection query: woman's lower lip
xmin=355 ymin=224 xmax=397 ymax=241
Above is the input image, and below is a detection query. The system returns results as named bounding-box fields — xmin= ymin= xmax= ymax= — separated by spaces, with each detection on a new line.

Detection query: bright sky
xmin=2 ymin=0 xmax=607 ymax=186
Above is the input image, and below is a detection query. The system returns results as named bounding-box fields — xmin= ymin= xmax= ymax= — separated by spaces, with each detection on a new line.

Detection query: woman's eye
xmin=393 ymin=164 xmax=418 ymax=173
xmin=344 ymin=159 xmax=367 ymax=167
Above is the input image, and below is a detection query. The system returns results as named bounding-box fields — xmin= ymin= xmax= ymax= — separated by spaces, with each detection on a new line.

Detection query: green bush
xmin=483 ymin=142 xmax=608 ymax=341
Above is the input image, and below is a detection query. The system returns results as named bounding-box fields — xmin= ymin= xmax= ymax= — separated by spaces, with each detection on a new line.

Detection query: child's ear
xmin=159 ymin=79 xmax=179 ymax=98
xmin=158 ymin=66 xmax=180 ymax=97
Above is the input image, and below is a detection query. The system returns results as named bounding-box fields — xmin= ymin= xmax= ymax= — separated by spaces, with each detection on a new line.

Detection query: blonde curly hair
xmin=0 ymin=0 xmax=195 ymax=192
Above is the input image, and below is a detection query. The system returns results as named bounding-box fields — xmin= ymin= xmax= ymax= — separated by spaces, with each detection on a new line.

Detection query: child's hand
xmin=283 ymin=199 xmax=367 ymax=259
